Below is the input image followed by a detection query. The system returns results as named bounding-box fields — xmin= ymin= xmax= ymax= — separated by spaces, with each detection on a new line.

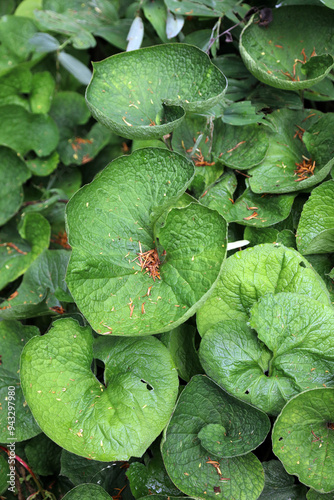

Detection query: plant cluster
xmin=0 ymin=0 xmax=334 ymax=499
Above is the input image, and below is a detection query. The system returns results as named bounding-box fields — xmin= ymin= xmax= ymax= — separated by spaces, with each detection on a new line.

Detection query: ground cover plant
xmin=1 ymin=0 xmax=334 ymax=499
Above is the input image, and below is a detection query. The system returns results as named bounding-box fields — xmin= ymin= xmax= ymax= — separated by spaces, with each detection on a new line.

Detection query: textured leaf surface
xmin=240 ymin=7 xmax=334 ymax=90
xmin=161 ymin=375 xmax=268 ymax=499
xmin=258 ymin=460 xmax=307 ymax=500
xmin=248 ymin=109 xmax=334 ymax=194
xmin=85 ymin=44 xmax=227 ymax=139
xmin=0 ymin=212 xmax=50 ymax=290
xmin=0 ymin=147 xmax=31 ymax=225
xmin=66 ymin=148 xmax=227 ymax=336
xmin=200 ymin=293 xmax=334 ymax=415
xmin=273 ymin=388 xmax=334 ymax=493
xmin=165 ymin=0 xmax=234 ymax=17
xmin=62 ymin=484 xmax=112 ymax=499
xmin=197 ymin=244 xmax=331 ymax=336
xmin=0 ymin=249 xmax=71 ymax=319
xmin=0 ymin=320 xmax=40 ymax=441
xmin=224 ymin=188 xmax=296 ymax=228
xmin=0 ymin=104 xmax=58 ymax=156
xmin=296 ymin=180 xmax=334 ymax=254
xmin=21 ymin=318 xmax=179 ymax=460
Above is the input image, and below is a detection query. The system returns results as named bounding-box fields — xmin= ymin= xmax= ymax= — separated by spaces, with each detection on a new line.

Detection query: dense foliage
xmin=1 ymin=0 xmax=334 ymax=499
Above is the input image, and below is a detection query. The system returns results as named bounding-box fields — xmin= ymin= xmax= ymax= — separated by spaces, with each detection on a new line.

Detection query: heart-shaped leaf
xmin=296 ymin=180 xmax=334 ymax=255
xmin=161 ymin=375 xmax=268 ymax=499
xmin=0 ymin=320 xmax=41 ymax=441
xmin=20 ymin=318 xmax=179 ymax=461
xmin=200 ymin=293 xmax=334 ymax=415
xmin=197 ymin=244 xmax=331 ymax=336
xmin=239 ymin=6 xmax=334 ymax=90
xmin=248 ymin=109 xmax=334 ymax=194
xmin=272 ymin=388 xmax=334 ymax=493
xmin=85 ymin=44 xmax=227 ymax=139
xmin=66 ymin=148 xmax=227 ymax=336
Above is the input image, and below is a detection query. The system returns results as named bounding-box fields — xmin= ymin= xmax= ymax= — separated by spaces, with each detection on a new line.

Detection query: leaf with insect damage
xmin=161 ymin=375 xmax=269 ymax=500
xmin=20 ymin=317 xmax=178 ymax=461
xmin=85 ymin=44 xmax=227 ymax=140
xmin=197 ymin=243 xmax=331 ymax=336
xmin=200 ymin=293 xmax=334 ymax=415
xmin=240 ymin=6 xmax=334 ymax=91
xmin=297 ymin=180 xmax=334 ymax=255
xmin=65 ymin=148 xmax=227 ymax=336
xmin=248 ymin=109 xmax=334 ymax=194
xmin=272 ymin=388 xmax=334 ymax=493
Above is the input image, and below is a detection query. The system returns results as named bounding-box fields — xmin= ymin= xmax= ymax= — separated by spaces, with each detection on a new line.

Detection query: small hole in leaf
xmin=278 ymin=437 xmax=283 ymax=441
xmin=299 ymin=261 xmax=306 ymax=268
xmin=264 ymin=370 xmax=269 ymax=376
xmin=140 ymin=379 xmax=154 ymax=391
xmin=245 ymin=390 xmax=250 ymax=395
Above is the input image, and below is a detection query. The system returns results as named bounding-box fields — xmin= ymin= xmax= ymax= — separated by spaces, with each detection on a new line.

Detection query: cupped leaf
xmin=161 ymin=375 xmax=268 ymax=500
xmin=197 ymin=244 xmax=331 ymax=336
xmin=200 ymin=293 xmax=334 ymax=415
xmin=248 ymin=109 xmax=334 ymax=194
xmin=224 ymin=188 xmax=296 ymax=228
xmin=62 ymin=484 xmax=112 ymax=499
xmin=0 ymin=212 xmax=50 ymax=290
xmin=0 ymin=104 xmax=59 ymax=156
xmin=272 ymin=388 xmax=334 ymax=493
xmin=296 ymin=180 xmax=334 ymax=255
xmin=0 ymin=320 xmax=41 ymax=442
xmin=85 ymin=44 xmax=227 ymax=139
xmin=20 ymin=318 xmax=179 ymax=461
xmin=66 ymin=148 xmax=227 ymax=336
xmin=0 ymin=249 xmax=71 ymax=319
xmin=239 ymin=6 xmax=334 ymax=90
xmin=0 ymin=146 xmax=31 ymax=225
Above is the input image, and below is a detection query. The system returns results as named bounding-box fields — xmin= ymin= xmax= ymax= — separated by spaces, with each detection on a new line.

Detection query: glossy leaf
xmin=85 ymin=44 xmax=227 ymax=139
xmin=0 ymin=320 xmax=41 ymax=442
xmin=20 ymin=318 xmax=179 ymax=460
xmin=240 ymin=7 xmax=334 ymax=90
xmin=258 ymin=460 xmax=307 ymax=499
xmin=296 ymin=180 xmax=334 ymax=255
xmin=66 ymin=148 xmax=227 ymax=336
xmin=161 ymin=375 xmax=268 ymax=499
xmin=273 ymin=388 xmax=334 ymax=493
xmin=62 ymin=484 xmax=112 ymax=499
xmin=197 ymin=244 xmax=331 ymax=336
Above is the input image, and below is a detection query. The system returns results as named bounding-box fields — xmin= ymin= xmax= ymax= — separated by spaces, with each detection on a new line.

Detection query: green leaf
xmin=0 ymin=212 xmax=51 ymax=290
xmin=158 ymin=324 xmax=204 ymax=382
xmin=0 ymin=249 xmax=71 ymax=319
xmin=258 ymin=460 xmax=307 ymax=500
xmin=200 ymin=292 xmax=334 ymax=415
xmin=239 ymin=7 xmax=334 ymax=90
xmin=224 ymin=188 xmax=296 ymax=228
xmin=26 ymin=151 xmax=59 ymax=176
xmin=212 ymin=122 xmax=269 ymax=170
xmin=126 ymin=443 xmax=182 ymax=498
xmin=306 ymin=254 xmax=334 ymax=302
xmin=0 ymin=15 xmax=38 ymax=71
xmin=165 ymin=0 xmax=234 ymax=17
xmin=29 ymin=71 xmax=55 ymax=113
xmin=213 ymin=54 xmax=258 ymax=103
xmin=0 ymin=147 xmax=31 ymax=225
xmin=197 ymin=244 xmax=331 ymax=336
xmin=0 ymin=454 xmax=9 ymax=495
xmin=0 ymin=66 xmax=32 ymax=109
xmin=272 ymin=388 xmax=334 ymax=493
xmin=244 ymin=227 xmax=296 ymax=248
xmin=62 ymin=484 xmax=112 ymax=499
xmin=25 ymin=433 xmax=61 ymax=475
xmin=20 ymin=318 xmax=179 ymax=460
xmin=199 ymin=171 xmax=237 ymax=214
xmin=221 ymin=101 xmax=266 ymax=126
xmin=143 ymin=0 xmax=168 ymax=43
xmin=161 ymin=375 xmax=268 ymax=499
xmin=66 ymin=148 xmax=227 ymax=336
xmin=248 ymin=109 xmax=334 ymax=194
xmin=307 ymin=489 xmax=334 ymax=499
xmin=85 ymin=44 xmax=227 ymax=139
xmin=0 ymin=320 xmax=41 ymax=442
xmin=0 ymin=104 xmax=59 ymax=156
xmin=296 ymin=180 xmax=334 ymax=255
